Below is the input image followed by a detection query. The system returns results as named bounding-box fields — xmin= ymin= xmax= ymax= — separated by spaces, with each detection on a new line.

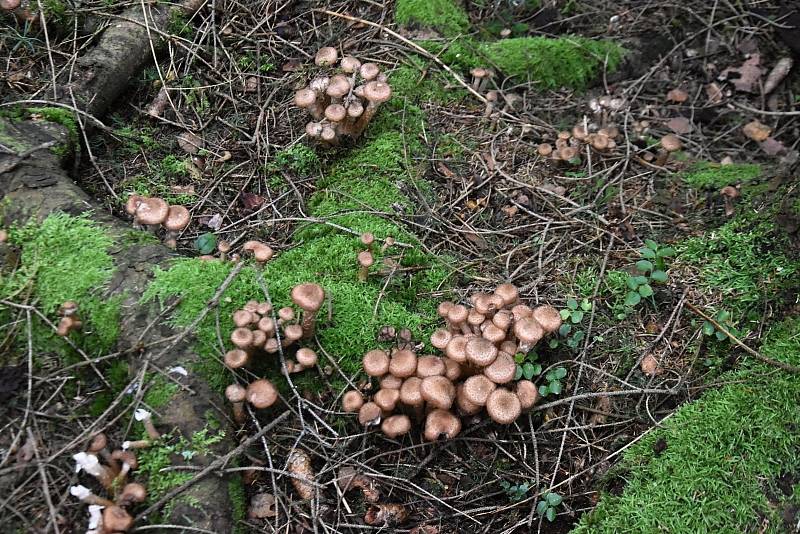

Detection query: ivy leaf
xmin=549 ymin=380 xmax=562 ymax=394
xmin=554 ymin=367 xmax=567 ymax=379
xmin=195 ymin=232 xmax=216 ymax=254
xmin=702 ymin=321 xmax=715 ymax=336
xmin=546 ymin=507 xmax=556 ymax=522
xmin=570 ymin=310 xmax=584 ymax=324
xmin=546 ymin=493 xmax=563 ymax=506
xmin=626 ymin=276 xmax=640 ymax=290
xmin=567 ymin=298 xmax=578 ymax=310
xmin=514 ymin=365 xmax=523 ymax=380
xmin=638 ymin=284 xmax=654 ymax=297
xmin=625 ymin=291 xmax=641 ymax=306
xmin=640 ymin=247 xmax=656 ymax=259
xmin=644 ymin=239 xmax=658 ymax=250
xmin=636 ymin=259 xmax=654 ymax=273
xmin=657 ymin=247 xmax=676 ymax=257
xmin=650 ymin=270 xmax=668 ymax=283
xmin=522 ymin=363 xmax=535 ymax=380
xmin=717 ymin=310 xmax=731 ymax=322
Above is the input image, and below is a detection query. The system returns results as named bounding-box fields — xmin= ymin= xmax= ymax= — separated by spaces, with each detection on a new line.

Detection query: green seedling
xmin=195 ymin=233 xmax=216 ymax=254
xmin=553 ymin=297 xmax=591 ymax=351
xmin=514 ymin=351 xmax=542 ymax=380
xmin=500 ymin=480 xmax=531 ymax=502
xmin=702 ymin=309 xmax=741 ymax=342
xmin=624 ymin=239 xmax=673 ymax=307
xmin=539 ymin=367 xmax=566 ymax=397
xmin=536 ymin=492 xmax=563 ymax=522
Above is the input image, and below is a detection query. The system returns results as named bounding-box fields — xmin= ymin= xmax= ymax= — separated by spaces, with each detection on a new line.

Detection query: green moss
xmin=27 ymin=106 xmax=78 ymax=142
xmin=683 ymin=162 xmax=762 ymax=189
xmin=574 ymin=317 xmax=800 ymax=533
xmin=143 ymin=374 xmax=180 ymax=409
xmin=227 ymin=471 xmax=247 ymax=533
xmin=273 ymin=145 xmax=320 ymax=175
xmin=390 ymin=64 xmax=467 ymax=104
xmin=395 ymin=0 xmax=470 ymax=37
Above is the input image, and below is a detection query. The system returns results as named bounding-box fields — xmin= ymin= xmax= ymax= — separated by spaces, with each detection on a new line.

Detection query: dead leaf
xmin=666 ymin=116 xmax=693 ymax=134
xmin=215 ymin=150 xmax=232 ymax=163
xmin=204 ymin=213 xmax=222 ymax=230
xmin=241 ymin=192 xmax=265 ymax=211
xmin=719 ymin=54 xmax=762 ymax=93
xmin=764 ymin=57 xmax=794 ymax=94
xmin=540 ymin=183 xmax=567 ymax=196
xmin=410 ymin=526 xmax=439 ymax=534
xmin=640 ymin=354 xmax=661 ymax=376
xmin=760 ymin=137 xmax=786 ymax=156
xmin=742 ymin=120 xmax=771 ymax=142
xmin=364 ymin=503 xmax=409 ymax=526
xmin=705 ymin=83 xmax=724 ymax=104
xmin=589 ymin=395 xmax=613 ymax=425
xmin=501 ymin=205 xmax=518 ymax=218
xmin=436 ymin=161 xmax=455 ymax=178
xmin=247 ymin=492 xmax=276 ymax=519
xmin=463 ymin=231 xmax=488 ymax=250
xmin=177 ymin=131 xmax=204 ymax=155
xmin=16 ymin=435 xmax=36 ymax=464
xmin=665 ymin=88 xmax=688 ymax=103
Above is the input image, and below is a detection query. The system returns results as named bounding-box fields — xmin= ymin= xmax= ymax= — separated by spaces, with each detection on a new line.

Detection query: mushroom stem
xmin=122 ymin=439 xmax=151 ymax=450
xmin=654 ymin=149 xmax=670 ymax=167
xmin=300 ymin=310 xmax=318 ymax=340
xmin=349 ymin=101 xmax=380 ymax=139
xmin=135 ymin=409 xmax=161 ymax=440
xmin=231 ymin=401 xmax=246 ymax=425
xmin=70 ymin=485 xmax=115 ymax=508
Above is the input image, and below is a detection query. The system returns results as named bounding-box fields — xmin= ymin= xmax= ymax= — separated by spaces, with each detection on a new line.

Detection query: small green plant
xmin=702 ymin=309 xmax=741 ymax=342
xmin=537 ymin=492 xmax=563 ymax=522
xmin=554 ymin=297 xmax=592 ymax=351
xmin=514 ymin=351 xmax=542 ymax=380
xmin=195 ymin=233 xmax=216 ymax=254
xmin=624 ymin=240 xmax=673 ymax=307
xmin=539 ymin=367 xmax=566 ymax=397
xmin=500 ymin=480 xmax=531 ymax=502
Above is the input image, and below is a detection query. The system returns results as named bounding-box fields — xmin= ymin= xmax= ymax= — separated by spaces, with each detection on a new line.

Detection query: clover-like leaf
xmin=640 ymin=247 xmax=656 ymax=259
xmin=539 ymin=385 xmax=550 ymax=397
xmin=522 ymin=363 xmax=536 ymax=380
xmin=635 ymin=275 xmax=649 ymax=285
xmin=626 ymin=276 xmax=640 ymax=290
xmin=636 ymin=259 xmax=654 ymax=273
xmin=546 ymin=507 xmax=556 ymax=522
xmin=195 ymin=232 xmax=217 ymax=254
xmin=559 ymin=323 xmax=572 ymax=336
xmin=536 ymin=500 xmax=549 ymax=515
xmin=554 ymin=367 xmax=567 ymax=379
xmin=715 ymin=330 xmax=727 ymax=341
xmin=625 ymin=291 xmax=641 ymax=307
xmin=548 ymin=338 xmax=559 ymax=349
xmin=546 ymin=493 xmax=563 ymax=506
xmin=716 ymin=310 xmax=731 ymax=322
xmin=657 ymin=246 xmax=675 ymax=258
xmin=644 ymin=239 xmax=658 ymax=250
xmin=702 ymin=321 xmax=715 ymax=336
xmin=638 ymin=284 xmax=654 ymax=297
xmin=560 ymin=309 xmax=571 ymax=321
xmin=567 ymin=298 xmax=578 ymax=310
xmin=570 ymin=310 xmax=584 ymax=324
xmin=580 ymin=299 xmax=592 ymax=311
xmin=514 ymin=365 xmax=523 ymax=381
xmin=549 ymin=380 xmax=562 ymax=394
xmin=650 ymin=270 xmax=668 ymax=283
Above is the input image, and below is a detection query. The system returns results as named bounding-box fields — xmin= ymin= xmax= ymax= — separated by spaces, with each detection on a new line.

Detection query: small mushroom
xmin=485 ymin=388 xmax=521 ymax=424
xmin=134 ymin=409 xmax=161 ymax=440
xmin=290 ymin=283 xmax=325 ymax=339
xmin=135 ymin=197 xmax=169 ymax=233
xmin=357 ymin=250 xmax=374 ymax=282
xmin=73 ymin=452 xmax=115 ymax=491
xmin=423 ymin=409 xmax=461 ymax=441
xmin=103 ymin=505 xmax=134 ymax=532
xmin=315 ymin=47 xmax=338 ymax=67
xmin=163 ymin=205 xmax=190 ymax=248
xmin=358 ymin=401 xmax=382 ymax=426
xmin=117 ymin=482 xmax=147 ymax=508
xmin=296 ymin=347 xmax=318 ymax=369
xmin=242 ymin=240 xmax=273 ymax=267
xmin=342 ymin=390 xmax=364 ymax=412
xmin=381 ymin=414 xmax=411 ymax=439
xmin=246 ymin=379 xmax=278 ymax=409
xmin=720 ymin=185 xmax=740 ymax=217
xmin=363 ymin=349 xmax=390 ymax=377
xmin=420 ymin=376 xmax=456 ymax=410
xmin=226 ymin=383 xmax=247 ymax=425
xmin=655 ymin=134 xmax=682 ymax=166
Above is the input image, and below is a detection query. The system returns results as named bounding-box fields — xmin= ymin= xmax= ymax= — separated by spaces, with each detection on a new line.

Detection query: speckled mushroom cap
xmin=164 ymin=205 xmax=190 ymax=231
xmin=294 ymin=88 xmax=317 ymax=108
xmin=363 ymin=81 xmax=392 ymax=104
xmin=342 ymin=390 xmax=364 ymax=412
xmin=360 ymin=232 xmax=374 ymax=247
xmin=515 ymin=380 xmax=540 ymax=410
xmin=389 ymin=349 xmax=417 ymax=378
xmin=283 ymin=324 xmax=303 ymax=343
xmin=465 ymin=337 xmax=498 ymax=367
xmin=437 ymin=301 xmax=454 ymax=318
xmin=125 ymin=194 xmax=143 ymax=215
xmin=381 ymin=414 xmax=411 ymax=439
xmin=456 ymin=383 xmax=481 ymax=415
xmin=358 ymin=250 xmax=374 ymax=267
xmin=224 ymin=349 xmax=249 ymax=369
xmin=326 ymin=74 xmax=351 ymax=99
xmin=233 ymin=310 xmax=253 ymax=328
xmin=225 ymin=383 xmax=247 ymax=403
xmin=103 ymin=506 xmax=134 ymax=533
xmin=424 ymin=409 xmax=461 ymax=441
xmin=514 ymin=317 xmax=544 ymax=348
xmin=486 ymin=388 xmax=521 ymax=424
xmin=358 ymin=402 xmax=382 ymax=426
xmin=243 ymin=240 xmax=274 ymax=263
xmin=88 ymin=433 xmax=107 ymax=453
xmin=359 ymin=63 xmax=380 ymax=81
xmin=296 ymin=348 xmax=317 ymax=368
xmin=661 ymin=134 xmax=682 ymax=152
xmin=445 ymin=335 xmax=469 ymax=363
xmin=278 ymin=307 xmax=295 ymax=322
xmin=257 ymin=316 xmax=275 ymax=335
xmin=380 ymin=374 xmax=403 ymax=390
xmin=291 ymin=283 xmax=325 ymax=312
xmin=447 ymin=304 xmax=469 ymax=326
xmin=482 ymin=323 xmax=506 ymax=346
xmin=315 ymin=46 xmax=338 ymax=67
xmin=306 ymin=121 xmax=323 ymax=137
xmin=231 ymin=328 xmax=254 ymax=350
xmin=463 ymin=375 xmax=496 ymax=406
xmin=347 ymin=101 xmax=364 ymax=118
xmin=111 ymin=450 xmax=137 ymax=469
xmin=430 ymin=329 xmax=452 ymax=350
xmin=494 ymin=284 xmax=518 ymax=307
xmin=363 ymin=349 xmax=390 ymax=377
xmin=493 ymin=310 xmax=513 ymax=332
xmin=416 ymin=356 xmax=446 ymax=378
xmin=443 ymin=358 xmax=462 ymax=382
xmin=500 ymin=340 xmax=517 ymax=356
xmin=374 ymin=388 xmax=400 ymax=412
xmin=325 ymin=103 xmax=347 ymax=122
xmin=246 ymin=379 xmax=278 ymax=409
xmin=135 ymin=197 xmax=169 ymax=225
xmin=511 ymin=304 xmax=533 ymax=321
xmin=340 ymin=56 xmax=361 ymax=73
xmin=251 ymin=330 xmax=266 ymax=348
xmin=420 ymin=376 xmax=456 ymax=410
xmin=467 ymin=309 xmax=485 ymax=330
xmin=532 ymin=305 xmax=562 ymax=334
xmin=484 ymin=352 xmax=516 ymax=384
xmin=399 ymin=376 xmax=423 ymax=407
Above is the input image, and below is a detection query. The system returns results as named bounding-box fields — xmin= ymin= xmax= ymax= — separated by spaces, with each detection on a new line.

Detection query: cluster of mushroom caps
xmin=294 ymin=47 xmax=392 ymax=145
xmin=70 ymin=418 xmax=160 ymax=534
xmin=342 ymin=284 xmax=563 ymax=440
xmin=356 ymin=232 xmax=394 ymax=282
xmin=536 ymin=122 xmax=623 ymax=165
xmin=125 ymin=195 xmax=190 ymax=249
xmin=223 ymin=283 xmax=326 ymax=423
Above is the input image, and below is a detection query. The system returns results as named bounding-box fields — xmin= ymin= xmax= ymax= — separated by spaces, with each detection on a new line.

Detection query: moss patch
xmin=395 ymin=0 xmax=470 ymax=37
xmin=574 ymin=317 xmax=800 ymax=533
xmin=683 ymin=162 xmax=762 ymax=189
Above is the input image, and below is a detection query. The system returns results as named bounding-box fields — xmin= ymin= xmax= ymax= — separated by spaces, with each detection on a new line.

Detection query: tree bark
xmin=1 ymin=3 xmax=237 ymax=531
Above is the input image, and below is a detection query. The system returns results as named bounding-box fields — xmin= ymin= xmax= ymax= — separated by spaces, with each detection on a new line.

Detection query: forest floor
xmin=1 ymin=0 xmax=800 ymax=533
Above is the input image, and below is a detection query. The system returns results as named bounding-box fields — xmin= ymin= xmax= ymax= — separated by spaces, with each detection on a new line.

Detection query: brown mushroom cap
xmin=420 ymin=376 xmax=456 ymax=410
xmin=111 ymin=450 xmax=137 ymax=469
xmin=389 ymin=349 xmax=417 ymax=378
xmin=246 ymin=379 xmax=278 ymax=409
xmin=347 ymin=101 xmax=364 ymax=118
xmin=514 ymin=317 xmax=544 ymax=348
xmin=380 ymin=374 xmax=403 ymax=389
xmin=661 ymin=134 xmax=682 ymax=152
xmin=278 ymin=307 xmax=295 ymax=322
xmin=340 ymin=56 xmax=361 ymax=73
xmin=360 ymin=232 xmax=375 ymax=247
xmin=135 ymin=197 xmax=169 ymax=225
xmin=424 ymin=409 xmax=461 ymax=441
xmin=500 ymin=340 xmax=518 ymax=356
xmin=374 ymin=388 xmax=400 ymax=412
xmin=125 ymin=194 xmax=142 ymax=216
xmin=88 ymin=433 xmax=108 ymax=453
xmin=492 ymin=310 xmax=513 ymax=332
xmin=494 ymin=284 xmax=518 ymax=307
xmin=537 ymin=143 xmax=554 ymax=157
xmin=448 ymin=304 xmax=469 ymax=325
xmin=243 ymin=240 xmax=274 ymax=263
xmin=342 ymin=390 xmax=365 ymax=412
xmin=456 ymin=383 xmax=482 ymax=415
xmin=257 ymin=316 xmax=275 ymax=335
xmin=291 ymin=283 xmax=325 ymax=312
xmin=416 ymin=356 xmax=446 ymax=378
xmin=463 ymin=375 xmax=496 ymax=406
xmin=326 ymin=74 xmax=351 ymax=99
xmin=437 ymin=301 xmax=454 ymax=318
xmin=283 ymin=323 xmax=303 ymax=344
xmin=445 ymin=335 xmax=469 ymax=363
xmin=359 ymin=63 xmax=380 ymax=81
xmin=225 ymin=383 xmax=247 ymax=403
xmin=430 ymin=329 xmax=452 ymax=350
xmin=486 ymin=388 xmax=521 ymax=424
xmin=358 ymin=402 xmax=382 ymax=426
xmin=315 ymin=46 xmax=338 ymax=67
xmin=306 ymin=121 xmax=323 ymax=138
xmin=532 ymin=305 xmax=562 ymax=334
xmin=381 ymin=414 xmax=411 ymax=439
xmin=117 ymin=482 xmax=147 ymax=507
xmin=103 ymin=506 xmax=134 ymax=532
xmin=233 ymin=310 xmax=254 ymax=328
xmin=294 ymin=88 xmax=317 ymax=109
xmin=251 ymin=330 xmax=267 ymax=348
xmin=483 ymin=352 xmax=516 ymax=384
xmin=164 ymin=205 xmax=190 ymax=231
xmin=224 ymin=349 xmax=249 ymax=369
xmin=363 ymin=81 xmax=391 ymax=104
xmin=363 ymin=349 xmax=390 ymax=377
xmin=231 ymin=328 xmax=254 ymax=350
xmin=296 ymin=348 xmax=318 ymax=368
xmin=482 ymin=324 xmax=506 ymax=346
xmin=358 ymin=250 xmax=374 ymax=268
xmin=325 ymin=103 xmax=347 ymax=122
xmin=511 ymin=304 xmax=533 ymax=321
xmin=515 ymin=380 xmax=540 ymax=410
xmin=443 ymin=358 xmax=462 ymax=382
xmin=465 ymin=337 xmax=498 ymax=367
xmin=720 ymin=185 xmax=740 ymax=198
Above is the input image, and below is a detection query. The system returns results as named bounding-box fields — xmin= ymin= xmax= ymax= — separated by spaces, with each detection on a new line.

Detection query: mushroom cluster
xmin=536 ymin=122 xmax=622 ymax=165
xmin=124 ymin=195 xmax=190 ymax=249
xmin=294 ymin=47 xmax=392 ymax=145
xmin=70 ymin=431 xmax=151 ymax=534
xmin=343 ymin=284 xmax=562 ymax=440
xmin=224 ymin=283 xmax=326 ymax=422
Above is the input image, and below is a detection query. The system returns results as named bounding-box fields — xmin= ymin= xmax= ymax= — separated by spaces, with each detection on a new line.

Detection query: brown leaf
xmin=665 ymin=88 xmax=688 ymax=103
xmin=640 ymin=354 xmax=661 ymax=376
xmin=666 ymin=116 xmax=693 ymax=134
xmin=241 ymin=192 xmax=265 ymax=211
xmin=177 ymin=131 xmax=204 ymax=155
xmin=760 ymin=137 xmax=786 ymax=156
xmin=282 ymin=59 xmax=303 ymax=72
xmin=763 ymin=57 xmax=794 ymax=94
xmin=719 ymin=54 xmax=762 ymax=93
xmin=436 ymin=161 xmax=455 ymax=178
xmin=742 ymin=120 xmax=771 ymax=142
xmin=364 ymin=503 xmax=409 ymax=526
xmin=337 ymin=466 xmax=380 ymax=503
xmin=463 ymin=231 xmax=488 ymax=250
xmin=589 ymin=395 xmax=613 ymax=425
xmin=247 ymin=492 xmax=277 ymax=519
xmin=705 ymin=83 xmax=724 ymax=104
xmin=16 ymin=434 xmax=36 ymax=464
